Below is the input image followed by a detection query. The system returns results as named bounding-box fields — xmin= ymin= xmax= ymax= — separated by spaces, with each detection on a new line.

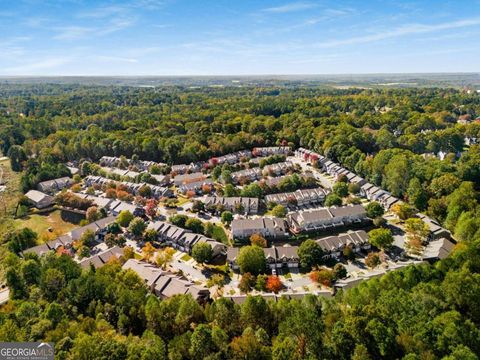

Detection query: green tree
xmin=116 ymin=210 xmax=134 ymax=227
xmin=237 ymin=246 xmax=266 ymax=275
xmin=191 ymin=242 xmax=213 ymax=264
xmin=298 ymin=240 xmax=324 ymax=271
xmin=128 ymin=217 xmax=147 ymax=237
xmin=325 ymin=193 xmax=342 ymax=207
xmin=7 ymin=145 xmax=27 ymax=172
xmin=221 ymin=211 xmax=233 ymax=225
xmin=333 ymin=182 xmax=349 ymax=198
xmin=368 ymin=228 xmax=394 ymax=249
xmin=189 ymin=324 xmax=215 ymax=359
xmin=407 ymin=178 xmax=428 ymax=211
xmin=271 ymin=204 xmax=287 ymax=218
xmin=366 ymin=201 xmax=384 ymax=218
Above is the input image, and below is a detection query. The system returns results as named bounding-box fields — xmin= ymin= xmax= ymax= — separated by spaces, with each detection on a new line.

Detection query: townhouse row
xmin=123 ymin=259 xmax=210 ymax=302
xmin=84 ymin=175 xmax=173 ymax=198
xmin=227 ymin=230 xmax=370 ymax=272
xmin=147 ymin=221 xmax=227 ymax=257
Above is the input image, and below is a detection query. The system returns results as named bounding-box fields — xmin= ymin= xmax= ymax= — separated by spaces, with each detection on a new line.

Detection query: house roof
xmin=422 ymin=238 xmax=455 ymax=260
xmin=25 ymin=190 xmax=53 ymax=204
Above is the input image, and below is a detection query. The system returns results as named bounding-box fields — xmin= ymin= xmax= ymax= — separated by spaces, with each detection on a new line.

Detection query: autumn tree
xmin=266 ymin=275 xmax=283 ymax=293
xmin=250 ymin=234 xmax=267 ymax=248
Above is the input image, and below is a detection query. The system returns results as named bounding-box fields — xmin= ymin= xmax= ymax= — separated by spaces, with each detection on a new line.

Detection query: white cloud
xmin=313 ymin=17 xmax=480 ymax=48
xmin=3 ymin=56 xmax=72 ymax=75
xmin=262 ymin=2 xmax=319 ymax=13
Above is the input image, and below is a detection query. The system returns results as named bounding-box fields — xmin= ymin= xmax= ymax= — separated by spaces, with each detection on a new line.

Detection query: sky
xmin=1 ymin=0 xmax=480 ymax=75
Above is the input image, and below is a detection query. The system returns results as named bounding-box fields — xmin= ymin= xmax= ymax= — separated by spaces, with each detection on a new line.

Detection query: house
xmin=170 ymin=162 xmax=203 ymax=175
xmin=252 ymin=146 xmax=291 ymax=157
xmin=294 ymin=147 xmax=325 ymax=164
xmin=208 ymin=150 xmax=252 ymax=166
xmin=417 ymin=214 xmax=451 ymax=240
xmin=315 ymin=230 xmax=369 ymax=259
xmin=422 ymin=237 xmax=455 ymax=261
xmin=178 ymin=179 xmax=214 ymax=195
xmin=231 ymin=168 xmax=263 ymax=184
xmin=22 ymin=234 xmax=74 ymax=257
xmin=37 ymin=177 xmax=73 ymax=194
xmin=287 ymin=204 xmax=368 ymax=233
xmin=147 ymin=221 xmax=227 ymax=257
xmin=99 ymin=156 xmax=167 ymax=172
xmin=204 ymin=196 xmax=259 ymax=214
xmin=24 ymin=190 xmax=54 ymax=209
xmin=173 ymin=172 xmax=206 ymax=186
xmin=260 ymin=172 xmax=314 ymax=188
xmin=261 ymin=161 xmax=294 ymax=177
xmin=79 ymin=246 xmax=123 ymax=269
xmin=359 ymin=182 xmax=399 ymax=209
xmin=227 ymin=245 xmax=299 ymax=272
xmin=230 ymin=217 xmax=289 ymax=240
xmin=265 ymin=188 xmax=328 ymax=208
xmin=122 ymin=259 xmax=210 ymax=302
xmin=70 ymin=216 xmax=116 ymax=241
xmin=83 ymin=176 xmax=173 ymax=198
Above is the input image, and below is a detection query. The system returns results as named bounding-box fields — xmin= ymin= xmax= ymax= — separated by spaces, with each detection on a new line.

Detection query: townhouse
xmin=70 ymin=216 xmax=117 ymax=241
xmin=178 ymin=179 xmax=214 ymax=195
xmin=122 ymin=259 xmax=210 ymax=302
xmin=204 ymin=196 xmax=259 ymax=214
xmin=359 ymin=183 xmax=400 ymax=209
xmin=101 ymin=167 xmax=142 ymax=180
xmin=261 ymin=161 xmax=295 ymax=176
xmin=22 ymin=216 xmax=115 ymax=257
xmin=208 ymin=150 xmax=252 ymax=166
xmin=170 ymin=162 xmax=203 ymax=175
xmin=173 ymin=172 xmax=206 ymax=186
xmin=294 ymin=147 xmax=325 ymax=164
xmin=147 ymin=221 xmax=227 ymax=257
xmin=287 ymin=204 xmax=368 ymax=233
xmin=417 ymin=213 xmax=451 ymax=240
xmin=37 ymin=176 xmax=73 ymax=194
xmin=84 ymin=175 xmax=173 ymax=198
xmin=75 ymin=193 xmax=142 ymax=217
xmin=252 ymin=146 xmax=291 ymax=157
xmin=79 ymin=246 xmax=123 ymax=269
xmin=23 ymin=234 xmax=74 ymax=257
xmin=422 ymin=237 xmax=455 ymax=261
xmin=99 ymin=156 xmax=167 ymax=172
xmin=260 ymin=172 xmax=314 ymax=188
xmin=265 ymin=187 xmax=328 ymax=208
xmin=231 ymin=167 xmax=263 ymax=184
xmin=315 ymin=230 xmax=370 ymax=259
xmin=24 ymin=190 xmax=54 ymax=209
xmin=227 ymin=245 xmax=299 ymax=272
xmin=230 ymin=217 xmax=289 ymax=240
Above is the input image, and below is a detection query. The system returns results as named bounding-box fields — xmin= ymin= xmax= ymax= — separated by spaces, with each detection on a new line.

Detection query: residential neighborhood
xmin=16 ymin=145 xmax=456 ymax=303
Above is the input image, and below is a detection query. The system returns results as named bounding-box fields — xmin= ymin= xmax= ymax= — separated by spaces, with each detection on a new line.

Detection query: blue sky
xmin=1 ymin=0 xmax=480 ymax=75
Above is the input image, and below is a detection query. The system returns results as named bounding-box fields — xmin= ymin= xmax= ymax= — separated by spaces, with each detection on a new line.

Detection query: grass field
xmin=0 ymin=158 xmax=22 ymax=216
xmin=13 ymin=210 xmax=78 ymax=243
xmin=210 ymin=224 xmax=230 ymax=245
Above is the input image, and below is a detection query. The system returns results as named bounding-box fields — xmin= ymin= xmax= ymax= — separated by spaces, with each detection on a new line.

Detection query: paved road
xmin=288 ymin=156 xmax=334 ymax=190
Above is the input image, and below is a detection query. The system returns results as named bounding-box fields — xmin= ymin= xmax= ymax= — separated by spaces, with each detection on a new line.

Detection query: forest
xmin=1 ymin=83 xmax=480 ymax=359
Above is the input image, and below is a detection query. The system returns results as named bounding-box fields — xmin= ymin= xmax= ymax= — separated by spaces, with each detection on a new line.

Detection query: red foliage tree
xmin=266 ymin=275 xmax=283 ymax=293
xmin=145 ymin=199 xmax=158 ymax=218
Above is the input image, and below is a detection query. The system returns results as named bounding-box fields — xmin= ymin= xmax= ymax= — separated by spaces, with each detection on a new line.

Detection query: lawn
xmin=210 ymin=224 xmax=230 ymax=245
xmin=13 ymin=210 xmax=78 ymax=243
xmin=0 ymin=158 xmax=22 ymax=216
xmin=181 ymin=253 xmax=192 ymax=261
